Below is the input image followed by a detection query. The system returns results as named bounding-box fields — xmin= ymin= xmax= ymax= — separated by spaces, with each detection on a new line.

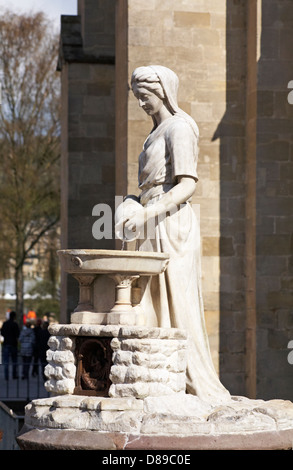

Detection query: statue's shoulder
xmin=166 ymin=115 xmax=195 ymax=140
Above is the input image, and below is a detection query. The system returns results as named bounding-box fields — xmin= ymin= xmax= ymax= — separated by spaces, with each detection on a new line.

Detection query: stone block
xmin=220 ymin=237 xmax=235 ymax=256
xmin=202 ymin=237 xmax=219 ymax=256
xmin=257 ymin=235 xmax=291 ymax=256
xmin=48 ymin=350 xmax=75 ymax=365
xmin=257 ymin=91 xmax=274 ymax=117
xmin=99 ymin=397 xmax=143 ymax=411
xmin=48 ymin=336 xmax=60 ymax=351
xmin=192 ymin=29 xmax=220 ymax=47
xmin=202 ymin=291 xmax=219 ymax=312
xmin=129 ymin=0 xmax=156 ymax=11
xmin=79 ymin=397 xmax=102 ymax=411
xmin=267 ymin=291 xmax=293 ymax=310
xmin=129 ymin=27 xmax=150 ymax=46
xmin=112 ymin=350 xmax=133 ymax=366
xmin=62 ymin=363 xmax=76 ymax=379
xmin=45 ymin=365 xmax=63 ymax=381
xmin=119 ymin=338 xmax=185 ymax=354
xmin=174 ymin=11 xmax=210 ymax=28
xmin=220 ymin=352 xmax=245 ymax=374
xmin=60 ymin=337 xmax=75 ymax=351
xmin=227 ymin=332 xmax=245 ymax=354
xmin=109 ymin=382 xmax=179 ymax=399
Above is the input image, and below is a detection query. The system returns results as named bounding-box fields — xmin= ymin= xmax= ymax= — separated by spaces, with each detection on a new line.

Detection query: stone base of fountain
xmin=41 ymin=323 xmax=188 ymax=398
xmin=17 ymin=392 xmax=293 ymax=450
xmin=16 ymin=250 xmax=293 ymax=450
xmin=16 ymin=424 xmax=293 ymax=451
xmin=17 ymin=322 xmax=293 ymax=450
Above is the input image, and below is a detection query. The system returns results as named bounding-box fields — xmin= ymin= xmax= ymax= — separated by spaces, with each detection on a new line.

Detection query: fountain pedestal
xmin=58 ymin=249 xmax=169 ymax=326
xmin=108 ymin=274 xmax=139 ymax=325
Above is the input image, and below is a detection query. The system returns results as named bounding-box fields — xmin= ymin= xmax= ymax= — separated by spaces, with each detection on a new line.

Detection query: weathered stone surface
xmin=47 ymin=350 xmax=75 ymax=364
xmin=45 ymin=378 xmax=75 ymax=395
xmin=44 ymin=334 xmax=77 ymax=395
xmin=100 ymin=397 xmax=144 ymax=411
xmin=44 ymin=325 xmax=188 ymax=397
xmin=48 ymin=323 xmax=187 ymax=340
xmin=108 ymin=329 xmax=187 ymax=397
xmin=109 ymin=383 xmax=178 ymax=399
xmin=25 ymin=395 xmax=144 ymax=433
xmin=143 ymin=394 xmax=213 ymax=417
xmin=16 ymin=424 xmax=293 ymax=450
xmin=20 ymin=393 xmax=293 ymax=449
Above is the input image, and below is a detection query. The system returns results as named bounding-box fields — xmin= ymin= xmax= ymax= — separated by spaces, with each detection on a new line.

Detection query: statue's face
xmin=132 ymin=84 xmax=164 ymax=116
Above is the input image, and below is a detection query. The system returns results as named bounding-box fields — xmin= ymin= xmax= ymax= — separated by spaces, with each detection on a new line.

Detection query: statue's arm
xmin=124 ymin=176 xmax=196 ymax=233
xmin=148 ymin=176 xmax=196 ymax=216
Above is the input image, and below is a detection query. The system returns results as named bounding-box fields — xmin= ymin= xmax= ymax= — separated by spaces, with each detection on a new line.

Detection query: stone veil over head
xmin=131 ymin=64 xmax=199 ymax=139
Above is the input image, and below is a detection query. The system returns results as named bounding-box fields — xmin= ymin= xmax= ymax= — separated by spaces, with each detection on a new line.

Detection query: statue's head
xmin=131 ymin=65 xmax=179 ymax=117
xmin=130 ymin=65 xmax=199 ymax=138
xmin=131 ymin=67 xmax=165 ymax=97
xmin=131 ymin=67 xmax=165 ymax=117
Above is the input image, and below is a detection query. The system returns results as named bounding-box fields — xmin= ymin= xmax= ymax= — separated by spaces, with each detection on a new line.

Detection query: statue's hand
xmin=124 ymin=208 xmax=147 ymax=234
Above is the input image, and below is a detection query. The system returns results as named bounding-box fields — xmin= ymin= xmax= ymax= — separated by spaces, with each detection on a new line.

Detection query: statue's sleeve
xmin=167 ymin=120 xmax=198 ymax=182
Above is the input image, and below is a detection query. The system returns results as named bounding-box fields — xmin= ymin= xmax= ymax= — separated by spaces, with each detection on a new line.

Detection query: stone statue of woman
xmin=117 ymin=65 xmax=230 ymax=402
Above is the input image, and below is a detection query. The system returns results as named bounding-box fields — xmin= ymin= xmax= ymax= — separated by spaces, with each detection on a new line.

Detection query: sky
xmin=0 ymin=0 xmax=77 ymax=30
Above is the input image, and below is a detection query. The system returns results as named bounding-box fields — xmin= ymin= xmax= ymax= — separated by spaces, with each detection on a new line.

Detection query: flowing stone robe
xmin=133 ymin=72 xmax=230 ymax=401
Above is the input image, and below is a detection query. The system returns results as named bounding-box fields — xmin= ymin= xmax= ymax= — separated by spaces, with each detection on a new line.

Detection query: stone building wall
xmin=58 ymin=3 xmax=116 ymax=319
xmin=59 ymin=0 xmax=293 ymax=400
xmin=255 ymin=0 xmax=293 ymax=399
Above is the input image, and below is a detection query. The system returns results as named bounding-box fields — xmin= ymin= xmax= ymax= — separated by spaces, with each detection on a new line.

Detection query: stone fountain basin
xmin=57 ymin=249 xmax=169 ymax=276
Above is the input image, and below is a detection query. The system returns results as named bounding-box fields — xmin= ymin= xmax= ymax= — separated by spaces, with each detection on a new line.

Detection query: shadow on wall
xmin=254 ymin=0 xmax=293 ymax=400
xmin=213 ymin=0 xmax=293 ymax=400
xmin=212 ymin=0 xmax=247 ymax=397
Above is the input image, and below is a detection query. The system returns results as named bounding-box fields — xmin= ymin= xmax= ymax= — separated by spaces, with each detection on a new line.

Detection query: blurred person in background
xmin=0 ymin=311 xmax=20 ymax=380
xmin=19 ymin=320 xmax=35 ymax=380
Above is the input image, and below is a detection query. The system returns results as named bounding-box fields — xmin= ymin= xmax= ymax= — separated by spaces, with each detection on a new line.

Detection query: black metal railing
xmin=0 ymin=362 xmax=49 ymax=402
xmin=0 ymin=401 xmax=21 ymax=450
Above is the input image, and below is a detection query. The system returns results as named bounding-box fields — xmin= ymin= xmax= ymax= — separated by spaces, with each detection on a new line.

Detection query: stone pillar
xmin=217 ymin=0 xmax=248 ymax=396
xmin=58 ymin=3 xmax=116 ymax=323
xmin=244 ymin=0 xmax=261 ymax=400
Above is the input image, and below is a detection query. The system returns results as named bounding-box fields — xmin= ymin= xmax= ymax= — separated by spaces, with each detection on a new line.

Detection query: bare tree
xmin=0 ymin=11 xmax=60 ymax=322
